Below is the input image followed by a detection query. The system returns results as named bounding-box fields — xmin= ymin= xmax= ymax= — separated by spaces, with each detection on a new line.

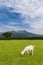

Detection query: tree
xmin=3 ymin=32 xmax=12 ymax=39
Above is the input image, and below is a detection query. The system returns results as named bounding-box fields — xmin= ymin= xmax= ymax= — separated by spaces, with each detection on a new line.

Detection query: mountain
xmin=0 ymin=30 xmax=43 ymax=39
xmin=11 ymin=30 xmax=37 ymax=37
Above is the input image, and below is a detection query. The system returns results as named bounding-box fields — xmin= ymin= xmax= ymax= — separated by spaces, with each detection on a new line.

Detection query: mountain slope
xmin=0 ymin=30 xmax=43 ymax=39
xmin=11 ymin=30 xmax=37 ymax=37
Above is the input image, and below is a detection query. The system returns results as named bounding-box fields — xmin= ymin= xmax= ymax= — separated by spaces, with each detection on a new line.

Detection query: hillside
xmin=0 ymin=30 xmax=43 ymax=39
xmin=11 ymin=30 xmax=37 ymax=37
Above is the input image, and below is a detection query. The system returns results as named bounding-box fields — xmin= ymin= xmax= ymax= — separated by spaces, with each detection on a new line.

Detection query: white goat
xmin=21 ymin=45 xmax=35 ymax=56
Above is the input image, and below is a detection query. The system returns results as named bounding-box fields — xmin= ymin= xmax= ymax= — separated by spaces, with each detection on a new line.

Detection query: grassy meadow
xmin=0 ymin=40 xmax=43 ymax=65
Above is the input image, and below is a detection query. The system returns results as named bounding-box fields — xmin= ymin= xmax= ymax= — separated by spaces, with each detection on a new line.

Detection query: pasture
xmin=0 ymin=40 xmax=43 ymax=65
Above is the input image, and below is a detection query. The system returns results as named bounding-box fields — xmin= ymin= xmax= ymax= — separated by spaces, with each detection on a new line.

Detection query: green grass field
xmin=0 ymin=40 xmax=43 ymax=65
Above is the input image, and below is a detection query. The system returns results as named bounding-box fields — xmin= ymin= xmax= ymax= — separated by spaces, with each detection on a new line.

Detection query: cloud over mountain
xmin=0 ymin=0 xmax=43 ymax=34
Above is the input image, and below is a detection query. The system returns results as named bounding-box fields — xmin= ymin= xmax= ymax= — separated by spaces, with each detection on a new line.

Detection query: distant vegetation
xmin=2 ymin=32 xmax=12 ymax=39
xmin=0 ymin=30 xmax=43 ymax=40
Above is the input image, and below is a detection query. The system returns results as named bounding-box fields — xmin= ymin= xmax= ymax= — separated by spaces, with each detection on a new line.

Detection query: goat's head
xmin=21 ymin=51 xmax=24 ymax=56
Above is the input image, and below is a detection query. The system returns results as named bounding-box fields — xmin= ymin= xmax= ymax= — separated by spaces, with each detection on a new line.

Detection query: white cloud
xmin=8 ymin=22 xmax=18 ymax=26
xmin=0 ymin=22 xmax=25 ymax=32
xmin=32 ymin=6 xmax=43 ymax=18
xmin=28 ymin=17 xmax=43 ymax=34
xmin=0 ymin=0 xmax=43 ymax=34
xmin=0 ymin=0 xmax=43 ymax=17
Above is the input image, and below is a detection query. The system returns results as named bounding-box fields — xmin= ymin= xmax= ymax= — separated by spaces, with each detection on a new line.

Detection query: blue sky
xmin=0 ymin=0 xmax=43 ymax=34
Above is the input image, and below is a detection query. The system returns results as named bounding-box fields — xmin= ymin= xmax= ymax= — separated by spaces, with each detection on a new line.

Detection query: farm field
xmin=0 ymin=40 xmax=43 ymax=65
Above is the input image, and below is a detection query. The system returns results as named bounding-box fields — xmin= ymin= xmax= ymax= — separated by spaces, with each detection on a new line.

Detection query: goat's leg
xmin=32 ymin=49 xmax=34 ymax=56
xmin=27 ymin=51 xmax=29 ymax=56
xmin=25 ymin=52 xmax=26 ymax=56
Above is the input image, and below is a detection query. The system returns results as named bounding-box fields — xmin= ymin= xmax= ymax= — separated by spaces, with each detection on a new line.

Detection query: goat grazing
xmin=21 ymin=45 xmax=35 ymax=56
